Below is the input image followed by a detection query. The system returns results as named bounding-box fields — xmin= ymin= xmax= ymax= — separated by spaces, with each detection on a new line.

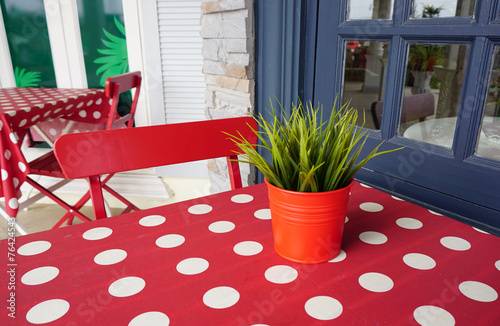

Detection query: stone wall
xmin=201 ymin=0 xmax=255 ymax=193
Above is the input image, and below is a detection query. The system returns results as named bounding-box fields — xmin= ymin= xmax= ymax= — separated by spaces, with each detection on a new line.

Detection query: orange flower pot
xmin=265 ymin=178 xmax=353 ymax=264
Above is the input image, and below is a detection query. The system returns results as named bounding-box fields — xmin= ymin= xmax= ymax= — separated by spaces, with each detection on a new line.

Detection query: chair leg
xmin=25 ymin=177 xmax=92 ymax=226
xmin=88 ymin=176 xmax=108 ymax=220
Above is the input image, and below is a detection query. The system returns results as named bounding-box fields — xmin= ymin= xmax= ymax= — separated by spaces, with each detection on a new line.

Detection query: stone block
xmin=228 ymin=53 xmax=250 ymax=66
xmin=226 ymin=65 xmax=247 ymax=78
xmin=203 ymin=60 xmax=227 ymax=75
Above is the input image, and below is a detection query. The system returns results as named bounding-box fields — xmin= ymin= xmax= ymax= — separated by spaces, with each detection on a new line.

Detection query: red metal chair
xmin=54 ymin=117 xmax=258 ymax=220
xmin=24 ymin=71 xmax=142 ymax=228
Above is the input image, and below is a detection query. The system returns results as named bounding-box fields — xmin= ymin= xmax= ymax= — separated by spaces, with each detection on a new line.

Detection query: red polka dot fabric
xmin=0 ymin=88 xmax=110 ymax=216
xmin=1 ymin=182 xmax=499 ymax=325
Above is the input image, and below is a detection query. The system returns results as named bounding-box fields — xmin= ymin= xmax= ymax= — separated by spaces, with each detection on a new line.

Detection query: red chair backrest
xmin=54 ymin=117 xmax=258 ymax=186
xmin=105 ymin=71 xmax=142 ymax=129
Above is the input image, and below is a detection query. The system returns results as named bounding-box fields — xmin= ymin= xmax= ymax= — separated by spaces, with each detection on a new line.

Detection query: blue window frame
xmin=313 ymin=0 xmax=500 ymax=233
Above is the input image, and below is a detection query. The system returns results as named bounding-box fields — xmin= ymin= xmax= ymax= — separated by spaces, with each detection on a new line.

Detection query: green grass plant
xmin=225 ymin=98 xmax=401 ymax=192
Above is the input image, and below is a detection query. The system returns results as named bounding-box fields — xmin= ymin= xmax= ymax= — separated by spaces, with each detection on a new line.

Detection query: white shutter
xmin=157 ymin=0 xmax=205 ymax=124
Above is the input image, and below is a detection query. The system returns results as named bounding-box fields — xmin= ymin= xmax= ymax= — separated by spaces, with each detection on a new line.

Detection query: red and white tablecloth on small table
xmin=1 ymin=182 xmax=499 ymax=325
xmin=0 ymin=88 xmax=111 ymax=217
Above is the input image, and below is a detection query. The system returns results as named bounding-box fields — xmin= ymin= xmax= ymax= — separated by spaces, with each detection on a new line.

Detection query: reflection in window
xmin=476 ymin=46 xmax=500 ymax=161
xmin=401 ymin=43 xmax=469 ymax=150
xmin=0 ymin=0 xmax=56 ymax=87
xmin=347 ymin=0 xmax=393 ymax=20
xmin=411 ymin=0 xmax=476 ymax=18
xmin=342 ymin=40 xmax=390 ymax=129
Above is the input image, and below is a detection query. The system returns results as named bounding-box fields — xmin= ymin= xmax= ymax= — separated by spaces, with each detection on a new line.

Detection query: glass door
xmin=314 ymin=0 xmax=500 ymax=231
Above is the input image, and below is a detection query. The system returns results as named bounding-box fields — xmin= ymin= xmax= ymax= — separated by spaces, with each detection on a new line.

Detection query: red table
xmin=1 ymin=182 xmax=499 ymax=325
xmin=0 ymin=88 xmax=111 ymax=217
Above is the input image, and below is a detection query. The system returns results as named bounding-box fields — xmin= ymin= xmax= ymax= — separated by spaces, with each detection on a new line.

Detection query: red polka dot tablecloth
xmin=0 ymin=87 xmax=110 ymax=217
xmin=1 ymin=182 xmax=499 ymax=325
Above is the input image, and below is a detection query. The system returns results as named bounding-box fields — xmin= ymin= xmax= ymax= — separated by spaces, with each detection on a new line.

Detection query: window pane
xmin=411 ymin=0 xmax=476 ymax=18
xmin=76 ymin=0 xmax=128 ymax=88
xmin=401 ymin=43 xmax=470 ymax=149
xmin=476 ymin=46 xmax=500 ymax=161
xmin=347 ymin=0 xmax=393 ymax=20
xmin=0 ymin=0 xmax=56 ymax=87
xmin=342 ymin=40 xmax=390 ymax=129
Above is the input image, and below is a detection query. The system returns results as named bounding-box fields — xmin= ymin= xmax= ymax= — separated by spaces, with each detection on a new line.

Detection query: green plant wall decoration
xmin=14 ymin=67 xmax=41 ymax=87
xmin=93 ymin=16 xmax=128 ymax=87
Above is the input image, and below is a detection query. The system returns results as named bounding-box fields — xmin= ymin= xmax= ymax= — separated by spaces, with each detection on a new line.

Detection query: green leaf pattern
xmin=14 ymin=67 xmax=41 ymax=87
xmin=94 ymin=17 xmax=128 ymax=86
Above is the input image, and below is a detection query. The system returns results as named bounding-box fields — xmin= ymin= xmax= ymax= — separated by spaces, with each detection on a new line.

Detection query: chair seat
xmin=28 ymin=151 xmax=65 ymax=178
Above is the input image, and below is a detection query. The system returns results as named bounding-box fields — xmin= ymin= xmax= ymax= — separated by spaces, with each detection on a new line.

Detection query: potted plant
xmin=225 ymin=99 xmax=401 ymax=264
xmin=408 ymin=43 xmax=445 ymax=94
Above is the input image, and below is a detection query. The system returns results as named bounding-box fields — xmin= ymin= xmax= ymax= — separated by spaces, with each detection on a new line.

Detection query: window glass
xmin=411 ymin=0 xmax=476 ymax=18
xmin=347 ymin=0 xmax=393 ymax=20
xmin=342 ymin=40 xmax=390 ymax=129
xmin=76 ymin=0 xmax=128 ymax=89
xmin=401 ymin=42 xmax=470 ymax=149
xmin=0 ymin=0 xmax=56 ymax=87
xmin=476 ymin=46 xmax=500 ymax=161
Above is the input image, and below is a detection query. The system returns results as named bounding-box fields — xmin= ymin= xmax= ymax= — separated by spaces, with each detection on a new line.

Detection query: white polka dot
xmin=17 ymin=241 xmax=52 ymax=256
xmin=495 ymin=260 xmax=500 ymax=271
xmin=360 ymin=202 xmax=384 ymax=212
xmin=156 ymin=234 xmax=185 ymax=248
xmin=18 ymin=162 xmax=26 ymax=172
xmin=359 ymin=231 xmax=388 ymax=245
xmin=83 ymin=227 xmax=113 ymax=240
xmin=21 ymin=266 xmax=59 ymax=285
xmin=78 ymin=110 xmax=87 ymax=117
xmin=413 ymin=305 xmax=455 ymax=326
xmin=49 ymin=128 xmax=57 ymax=136
xmin=176 ymin=258 xmax=209 ymax=275
xmin=328 ymin=250 xmax=346 ymax=263
xmin=345 ymin=216 xmax=349 ymax=223
xmin=31 ymin=114 xmax=40 ymax=122
xmin=358 ymin=272 xmax=394 ymax=292
xmin=440 ymin=236 xmax=471 ymax=251
xmin=254 ymin=208 xmax=271 ymax=220
xmin=305 ymin=296 xmax=343 ymax=321
xmin=109 ymin=277 xmax=145 ymax=297
xmin=265 ymin=265 xmax=298 ymax=284
xmin=13 ymin=178 xmax=19 ymax=188
xmin=8 ymin=198 xmax=18 ymax=210
xmin=96 ymin=98 xmax=103 ymax=105
xmin=1 ymin=169 xmax=7 ymax=181
xmin=26 ymin=299 xmax=70 ymax=324
xmin=188 ymin=204 xmax=213 ymax=215
xmin=473 ymin=227 xmax=489 ymax=234
xmin=54 ymin=108 xmax=62 ymax=114
xmin=87 ymin=100 xmax=94 ymax=106
xmin=203 ymin=286 xmax=240 ymax=309
xmin=18 ymin=119 xmax=27 ymax=127
xmin=459 ymin=281 xmax=498 ymax=302
xmin=93 ymin=111 xmax=101 ymax=119
xmin=43 ymin=110 xmax=51 ymax=117
xmin=139 ymin=215 xmax=166 ymax=227
xmin=94 ymin=249 xmax=127 ymax=265
xmin=209 ymin=221 xmax=235 ymax=233
xmin=77 ymin=102 xmax=84 ymax=109
xmin=231 ymin=194 xmax=254 ymax=203
xmin=403 ymin=253 xmax=436 ymax=270
xmin=234 ymin=241 xmax=263 ymax=256
xmin=5 ymin=149 xmax=11 ymax=160
xmin=65 ymin=104 xmax=73 ymax=110
xmin=9 ymin=133 xmax=18 ymax=144
xmin=129 ymin=311 xmax=170 ymax=326
xmin=396 ymin=217 xmax=423 ymax=230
